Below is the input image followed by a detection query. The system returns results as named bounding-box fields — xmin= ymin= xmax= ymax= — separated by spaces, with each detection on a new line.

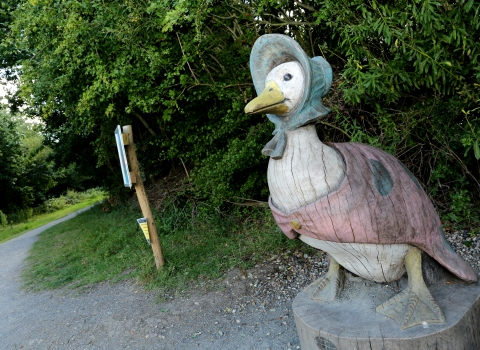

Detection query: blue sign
xmin=114 ymin=125 xmax=132 ymax=188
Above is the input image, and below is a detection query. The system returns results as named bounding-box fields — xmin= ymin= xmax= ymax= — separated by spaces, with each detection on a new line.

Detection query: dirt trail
xmin=0 ymin=206 xmax=301 ymax=350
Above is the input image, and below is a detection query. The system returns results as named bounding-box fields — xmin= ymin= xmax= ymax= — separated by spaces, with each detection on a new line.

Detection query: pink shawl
xmin=269 ymin=142 xmax=477 ymax=283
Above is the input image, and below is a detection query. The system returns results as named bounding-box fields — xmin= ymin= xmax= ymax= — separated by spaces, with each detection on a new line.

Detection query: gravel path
xmin=1 ymin=206 xmax=478 ymax=350
xmin=0 ymin=206 xmax=320 ymax=350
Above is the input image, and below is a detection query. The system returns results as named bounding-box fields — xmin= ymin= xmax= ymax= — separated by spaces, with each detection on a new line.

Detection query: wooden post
xmin=122 ymin=125 xmax=165 ymax=269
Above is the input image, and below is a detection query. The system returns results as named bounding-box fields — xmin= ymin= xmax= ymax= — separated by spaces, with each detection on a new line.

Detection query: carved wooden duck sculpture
xmin=245 ymin=34 xmax=477 ymax=329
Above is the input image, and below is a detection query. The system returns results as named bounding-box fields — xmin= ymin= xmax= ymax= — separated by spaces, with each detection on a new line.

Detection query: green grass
xmin=21 ymin=200 xmax=309 ymax=293
xmin=0 ymin=192 xmax=106 ymax=244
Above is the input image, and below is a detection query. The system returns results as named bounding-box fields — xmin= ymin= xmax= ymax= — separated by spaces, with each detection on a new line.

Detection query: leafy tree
xmin=0 ymin=107 xmax=90 ymax=213
xmin=9 ymin=0 xmax=272 ymax=204
xmin=308 ymin=0 xmax=480 ymax=207
xmin=0 ymin=0 xmax=23 ymax=75
xmin=6 ymin=0 xmax=480 ymax=216
xmin=1 ymin=0 xmax=28 ymax=112
xmin=0 ymin=110 xmax=57 ymax=211
xmin=0 ymin=109 xmax=26 ymax=211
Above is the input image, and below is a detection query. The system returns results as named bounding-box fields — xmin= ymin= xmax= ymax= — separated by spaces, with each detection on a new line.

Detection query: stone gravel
xmin=1 ymin=207 xmax=478 ymax=350
xmin=445 ymin=229 xmax=480 ymax=274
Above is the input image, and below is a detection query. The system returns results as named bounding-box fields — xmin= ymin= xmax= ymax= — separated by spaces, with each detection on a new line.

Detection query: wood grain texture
xmin=299 ymin=237 xmax=411 ymax=283
xmin=293 ymin=259 xmax=480 ymax=350
xmin=268 ymin=124 xmax=345 ymax=214
xmin=123 ymin=125 xmax=165 ymax=269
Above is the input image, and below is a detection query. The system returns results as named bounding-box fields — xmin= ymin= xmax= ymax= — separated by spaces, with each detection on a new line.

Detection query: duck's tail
xmin=426 ymin=226 xmax=478 ymax=283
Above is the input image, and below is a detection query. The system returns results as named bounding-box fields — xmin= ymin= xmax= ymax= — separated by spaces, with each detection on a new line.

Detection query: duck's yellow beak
xmin=244 ymin=80 xmax=289 ymax=115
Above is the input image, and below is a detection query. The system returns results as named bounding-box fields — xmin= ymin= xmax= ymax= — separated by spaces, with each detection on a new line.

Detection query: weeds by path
xmin=21 ymin=201 xmax=308 ymax=294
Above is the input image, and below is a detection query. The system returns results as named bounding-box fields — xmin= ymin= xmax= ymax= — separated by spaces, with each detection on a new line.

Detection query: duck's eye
xmin=283 ymin=73 xmax=293 ymax=81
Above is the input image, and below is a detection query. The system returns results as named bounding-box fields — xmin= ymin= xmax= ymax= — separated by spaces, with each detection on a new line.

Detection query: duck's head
xmin=244 ymin=61 xmax=305 ymax=121
xmin=244 ymin=34 xmax=333 ymax=159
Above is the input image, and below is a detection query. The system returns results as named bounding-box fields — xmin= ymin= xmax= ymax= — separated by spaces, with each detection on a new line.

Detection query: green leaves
xmin=161 ymin=0 xmax=190 ymax=32
xmin=8 ymin=0 xmax=267 ymax=201
xmin=0 ymin=110 xmax=60 ymax=212
xmin=5 ymin=0 xmax=480 ymax=209
xmin=474 ymin=140 xmax=480 ymax=160
xmin=464 ymin=0 xmax=475 ymax=13
xmin=461 ymin=109 xmax=480 ymax=160
xmin=314 ymin=0 xmax=480 ymax=103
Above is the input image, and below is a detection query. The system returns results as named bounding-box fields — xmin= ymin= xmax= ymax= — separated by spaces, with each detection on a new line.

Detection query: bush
xmin=443 ymin=190 xmax=472 ymax=224
xmin=0 ymin=211 xmax=7 ymax=227
xmin=6 ymin=188 xmax=106 ymax=224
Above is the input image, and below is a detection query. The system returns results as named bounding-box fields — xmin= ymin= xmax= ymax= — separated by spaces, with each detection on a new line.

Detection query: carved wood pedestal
xmin=293 ymin=261 xmax=480 ymax=350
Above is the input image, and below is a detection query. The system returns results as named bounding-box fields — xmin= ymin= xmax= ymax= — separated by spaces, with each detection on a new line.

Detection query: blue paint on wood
xmin=369 ymin=159 xmax=394 ymax=197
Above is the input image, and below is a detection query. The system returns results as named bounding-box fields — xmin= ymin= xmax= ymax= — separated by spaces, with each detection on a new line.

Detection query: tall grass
xmin=21 ymin=200 xmax=308 ymax=294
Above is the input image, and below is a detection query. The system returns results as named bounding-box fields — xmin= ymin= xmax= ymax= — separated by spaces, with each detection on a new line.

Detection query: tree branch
xmin=295 ymin=1 xmax=317 ymax=12
xmin=186 ymin=83 xmax=253 ymax=90
xmin=175 ymin=32 xmax=200 ymax=84
xmin=133 ymin=111 xmax=157 ymax=136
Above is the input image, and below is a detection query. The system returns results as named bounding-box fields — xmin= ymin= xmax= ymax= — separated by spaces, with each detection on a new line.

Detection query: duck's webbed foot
xmin=376 ymin=247 xmax=445 ymax=329
xmin=304 ymin=255 xmax=344 ymax=301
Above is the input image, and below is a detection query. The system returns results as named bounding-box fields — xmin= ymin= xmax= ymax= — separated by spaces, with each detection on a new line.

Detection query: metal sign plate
xmin=114 ymin=125 xmax=132 ymax=188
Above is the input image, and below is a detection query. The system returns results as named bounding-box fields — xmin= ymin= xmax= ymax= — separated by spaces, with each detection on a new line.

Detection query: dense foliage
xmin=3 ymin=0 xmax=480 ymax=222
xmin=310 ymin=0 xmax=480 ymax=221
xmin=0 ymin=111 xmax=55 ymax=213
xmin=0 ymin=0 xmax=23 ymax=76
xmin=0 ymin=109 xmax=92 ymax=218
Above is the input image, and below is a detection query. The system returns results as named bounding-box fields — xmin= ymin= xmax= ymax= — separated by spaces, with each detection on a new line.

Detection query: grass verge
xmin=21 ymin=200 xmax=309 ymax=294
xmin=0 ymin=192 xmax=106 ymax=244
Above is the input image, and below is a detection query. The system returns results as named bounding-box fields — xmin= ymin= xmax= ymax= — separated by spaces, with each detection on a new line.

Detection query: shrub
xmin=5 ymin=188 xmax=106 ymax=224
xmin=0 ymin=211 xmax=7 ymax=227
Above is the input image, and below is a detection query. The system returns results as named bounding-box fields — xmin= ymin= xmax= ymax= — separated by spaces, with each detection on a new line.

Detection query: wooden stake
xmin=122 ymin=125 xmax=165 ymax=269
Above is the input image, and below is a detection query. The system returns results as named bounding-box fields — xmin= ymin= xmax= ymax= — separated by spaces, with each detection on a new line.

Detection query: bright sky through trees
xmin=0 ymin=77 xmax=15 ymax=104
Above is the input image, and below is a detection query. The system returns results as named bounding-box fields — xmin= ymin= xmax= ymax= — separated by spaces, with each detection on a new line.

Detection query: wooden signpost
xmin=115 ymin=125 xmax=165 ymax=269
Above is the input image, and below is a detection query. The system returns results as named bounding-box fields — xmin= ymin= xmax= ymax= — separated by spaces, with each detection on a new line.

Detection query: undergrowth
xmin=0 ymin=189 xmax=106 ymax=244
xmin=21 ymin=199 xmax=308 ymax=294
xmin=6 ymin=188 xmax=106 ymax=225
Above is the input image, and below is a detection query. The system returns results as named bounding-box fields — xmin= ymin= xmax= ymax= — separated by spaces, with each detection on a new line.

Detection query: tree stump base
xmin=293 ymin=255 xmax=480 ymax=350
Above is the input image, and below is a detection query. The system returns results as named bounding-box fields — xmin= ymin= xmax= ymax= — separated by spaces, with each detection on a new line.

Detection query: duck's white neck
xmin=267 ymin=124 xmax=346 ymax=214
